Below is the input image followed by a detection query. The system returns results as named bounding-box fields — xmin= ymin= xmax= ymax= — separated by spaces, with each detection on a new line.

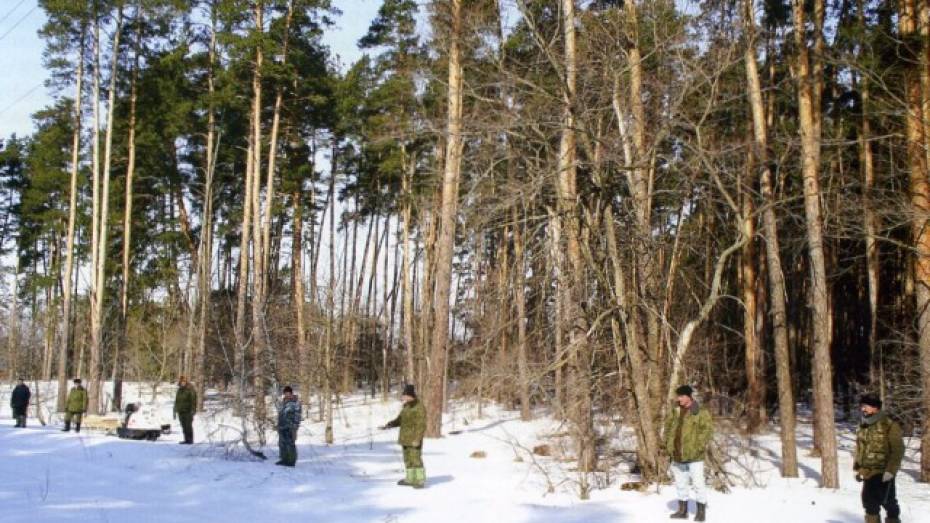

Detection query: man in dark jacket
xmin=855 ymin=393 xmax=905 ymax=523
xmin=380 ymin=384 xmax=427 ymax=488
xmin=174 ymin=376 xmax=197 ymax=444
xmin=276 ymin=386 xmax=301 ymax=467
xmin=663 ymin=384 xmax=713 ymax=521
xmin=62 ymin=378 xmax=87 ymax=432
xmin=10 ymin=378 xmax=30 ymax=428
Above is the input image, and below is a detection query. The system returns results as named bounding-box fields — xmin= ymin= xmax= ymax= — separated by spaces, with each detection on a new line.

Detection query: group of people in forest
xmin=6 ymin=378 xmax=906 ymax=522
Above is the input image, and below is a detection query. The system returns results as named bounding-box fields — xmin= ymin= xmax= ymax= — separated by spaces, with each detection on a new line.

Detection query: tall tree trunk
xmin=250 ymin=1 xmax=266 ymax=420
xmin=89 ymin=6 xmax=123 ymax=414
xmin=324 ymin=142 xmax=337 ymax=444
xmin=559 ymin=0 xmax=595 ymax=494
xmin=115 ymin=7 xmax=142 ymax=412
xmin=513 ymin=206 xmax=531 ymax=421
xmin=194 ymin=8 xmax=219 ymax=411
xmin=743 ymin=0 xmax=798 ymax=477
xmin=293 ymin=188 xmax=309 ymax=400
xmin=401 ymin=156 xmax=416 ymax=384
xmin=899 ymin=0 xmax=930 ymax=483
xmin=57 ymin=23 xmax=85 ymax=412
xmin=792 ymin=0 xmax=838 ymax=488
xmin=425 ymin=0 xmax=464 ymax=438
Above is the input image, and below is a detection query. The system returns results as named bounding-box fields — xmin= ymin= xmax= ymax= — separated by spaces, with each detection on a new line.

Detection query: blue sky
xmin=0 ymin=0 xmax=382 ymax=139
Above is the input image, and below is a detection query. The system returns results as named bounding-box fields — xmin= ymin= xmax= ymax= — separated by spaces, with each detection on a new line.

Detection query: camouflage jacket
xmin=855 ymin=411 xmax=905 ymax=479
xmin=174 ymin=385 xmax=197 ymax=415
xmin=663 ymin=402 xmax=714 ymax=463
xmin=278 ymin=397 xmax=302 ymax=432
xmin=386 ymin=399 xmax=426 ymax=448
xmin=66 ymin=386 xmax=87 ymax=414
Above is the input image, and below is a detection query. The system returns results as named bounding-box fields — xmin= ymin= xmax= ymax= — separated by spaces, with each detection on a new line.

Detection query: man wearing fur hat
xmin=380 ymin=384 xmax=427 ymax=488
xmin=174 ymin=376 xmax=197 ymax=444
xmin=663 ymin=384 xmax=714 ymax=521
xmin=855 ymin=393 xmax=904 ymax=523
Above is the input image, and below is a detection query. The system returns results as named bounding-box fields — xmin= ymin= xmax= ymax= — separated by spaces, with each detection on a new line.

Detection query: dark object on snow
xmin=694 ymin=502 xmax=706 ymax=522
xmin=11 ymin=382 xmax=30 ymax=428
xmin=859 ymin=393 xmax=883 ymax=409
xmin=674 ymin=385 xmax=693 ymax=398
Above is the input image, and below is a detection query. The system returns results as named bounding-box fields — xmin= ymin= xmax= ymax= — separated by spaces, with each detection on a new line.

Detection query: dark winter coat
xmin=174 ymin=385 xmax=197 ymax=415
xmin=855 ymin=411 xmax=905 ymax=480
xmin=10 ymin=384 xmax=31 ymax=410
xmin=385 ymin=399 xmax=426 ymax=448
xmin=66 ymin=386 xmax=87 ymax=414
xmin=277 ymin=397 xmax=302 ymax=432
xmin=663 ymin=401 xmax=713 ymax=463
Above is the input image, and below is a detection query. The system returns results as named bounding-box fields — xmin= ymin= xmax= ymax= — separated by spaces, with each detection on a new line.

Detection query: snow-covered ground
xmin=1 ymin=381 xmax=928 ymax=522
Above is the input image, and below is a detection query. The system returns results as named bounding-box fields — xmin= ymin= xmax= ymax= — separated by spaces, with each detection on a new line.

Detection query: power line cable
xmin=0 ymin=0 xmax=27 ymax=27
xmin=0 ymin=82 xmax=43 ymax=118
xmin=0 ymin=5 xmax=37 ymax=41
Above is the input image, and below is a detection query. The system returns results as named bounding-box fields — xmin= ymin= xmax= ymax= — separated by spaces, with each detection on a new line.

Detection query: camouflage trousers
xmin=402 ymin=446 xmax=423 ymax=469
xmin=64 ymin=412 xmax=83 ymax=425
xmin=278 ymin=428 xmax=298 ymax=466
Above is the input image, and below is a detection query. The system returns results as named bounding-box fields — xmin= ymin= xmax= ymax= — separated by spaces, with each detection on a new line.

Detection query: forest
xmin=0 ymin=0 xmax=928 ymax=497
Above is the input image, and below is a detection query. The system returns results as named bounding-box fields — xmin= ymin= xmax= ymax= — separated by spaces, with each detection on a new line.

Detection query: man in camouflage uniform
xmin=276 ymin=386 xmax=301 ymax=467
xmin=62 ymin=378 xmax=87 ymax=432
xmin=174 ymin=376 xmax=197 ymax=444
xmin=10 ymin=378 xmax=31 ymax=428
xmin=855 ymin=393 xmax=904 ymax=523
xmin=380 ymin=384 xmax=427 ymax=488
xmin=663 ymin=384 xmax=714 ymax=522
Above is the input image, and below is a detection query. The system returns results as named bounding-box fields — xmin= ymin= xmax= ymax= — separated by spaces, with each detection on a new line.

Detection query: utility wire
xmin=0 ymin=82 xmax=43 ymax=118
xmin=0 ymin=5 xmax=37 ymax=41
xmin=0 ymin=0 xmax=27 ymax=27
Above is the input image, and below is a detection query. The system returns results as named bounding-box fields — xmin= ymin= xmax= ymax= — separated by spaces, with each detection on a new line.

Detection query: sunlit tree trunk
xmin=425 ymin=0 xmax=464 ymax=438
xmin=792 ymin=0 xmax=838 ymax=488
xmin=57 ymin=23 xmax=85 ymax=412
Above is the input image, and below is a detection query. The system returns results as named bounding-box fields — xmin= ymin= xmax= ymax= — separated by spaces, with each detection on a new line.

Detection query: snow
xmin=1 ymin=382 xmax=929 ymax=523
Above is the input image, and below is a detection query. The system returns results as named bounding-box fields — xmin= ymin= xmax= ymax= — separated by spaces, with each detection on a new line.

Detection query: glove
xmin=854 ymin=474 xmax=863 ymax=483
xmin=882 ymin=472 xmax=894 ymax=482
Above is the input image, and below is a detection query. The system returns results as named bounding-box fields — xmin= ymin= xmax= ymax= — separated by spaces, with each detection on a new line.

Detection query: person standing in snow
xmin=276 ymin=386 xmax=301 ymax=467
xmin=10 ymin=378 xmax=31 ymax=428
xmin=62 ymin=378 xmax=88 ymax=432
xmin=174 ymin=376 xmax=197 ymax=444
xmin=380 ymin=384 xmax=427 ymax=488
xmin=663 ymin=384 xmax=713 ymax=522
xmin=854 ymin=393 xmax=904 ymax=523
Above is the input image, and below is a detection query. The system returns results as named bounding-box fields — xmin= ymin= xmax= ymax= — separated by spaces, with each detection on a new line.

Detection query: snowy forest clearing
xmin=1 ymin=383 xmax=928 ymax=523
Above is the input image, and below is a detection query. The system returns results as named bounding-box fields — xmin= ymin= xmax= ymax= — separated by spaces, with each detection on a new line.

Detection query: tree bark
xmin=57 ymin=22 xmax=85 ymax=412
xmin=743 ymin=0 xmax=798 ymax=477
xmin=425 ymin=0 xmax=465 ymax=439
xmin=89 ymin=6 xmax=123 ymax=414
xmin=792 ymin=0 xmax=838 ymax=488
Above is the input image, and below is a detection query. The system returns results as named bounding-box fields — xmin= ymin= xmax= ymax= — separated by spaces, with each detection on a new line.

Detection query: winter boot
xmin=885 ymin=518 xmax=901 ymax=523
xmin=61 ymin=420 xmax=71 ymax=432
xmin=397 ymin=469 xmax=414 ymax=486
xmin=75 ymin=423 xmax=81 ymax=433
xmin=695 ymin=502 xmax=706 ymax=522
xmin=864 ymin=516 xmax=880 ymax=523
xmin=669 ymin=500 xmax=688 ymax=519
xmin=19 ymin=416 xmax=26 ymax=428
xmin=411 ymin=468 xmax=426 ymax=489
